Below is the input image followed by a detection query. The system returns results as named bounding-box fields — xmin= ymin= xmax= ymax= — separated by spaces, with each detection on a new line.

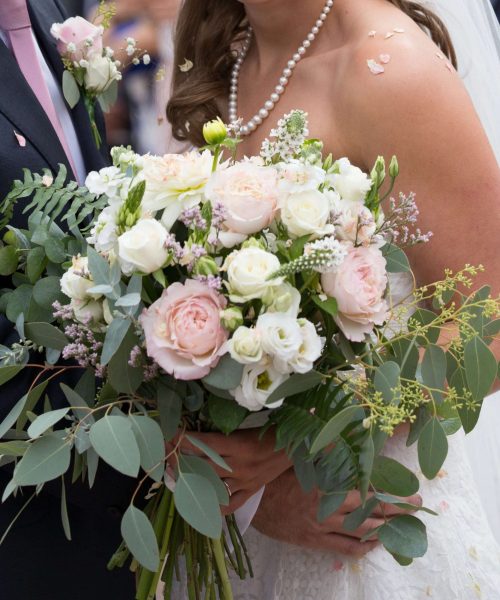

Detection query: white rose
xmin=70 ymin=298 xmax=103 ymax=324
xmin=61 ymin=256 xmax=98 ymax=300
xmin=117 ymin=218 xmax=169 ymax=275
xmin=232 ymin=361 xmax=289 ymax=411
xmin=263 ymin=282 xmax=301 ymax=318
xmin=84 ymin=54 xmax=119 ymax=93
xmin=289 ymin=319 xmax=324 ymax=374
xmin=277 ymin=160 xmax=325 ymax=195
xmin=256 ymin=312 xmax=303 ymax=374
xmin=228 ymin=326 xmax=263 ymax=364
xmin=224 ymin=247 xmax=283 ymax=303
xmin=280 ymin=189 xmax=335 ymax=239
xmin=327 ymin=158 xmax=372 ymax=205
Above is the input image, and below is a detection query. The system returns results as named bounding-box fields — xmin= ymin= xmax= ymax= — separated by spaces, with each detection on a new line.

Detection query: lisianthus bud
xmin=193 ymin=256 xmax=219 ymax=277
xmin=371 ymin=156 xmax=386 ymax=187
xmin=389 ymin=155 xmax=399 ymax=178
xmin=220 ymin=307 xmax=244 ymax=331
xmin=203 ymin=117 xmax=228 ymax=145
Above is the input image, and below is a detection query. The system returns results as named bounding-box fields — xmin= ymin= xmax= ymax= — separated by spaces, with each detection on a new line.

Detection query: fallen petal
xmin=393 ymin=27 xmax=405 ymax=33
xmin=367 ymin=59 xmax=385 ymax=75
xmin=368 ymin=30 xmax=377 ymax=37
xmin=14 ymin=131 xmax=26 ymax=147
xmin=385 ymin=32 xmax=395 ymax=39
xmin=179 ymin=58 xmax=193 ymax=72
xmin=445 ymin=62 xmax=454 ymax=72
xmin=435 ymin=52 xmax=444 ymax=60
xmin=379 ymin=54 xmax=391 ymax=64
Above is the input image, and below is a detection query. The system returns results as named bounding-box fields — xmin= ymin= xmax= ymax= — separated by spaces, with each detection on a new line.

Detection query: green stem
xmin=226 ymin=521 xmax=245 ymax=578
xmin=228 ymin=515 xmax=253 ymax=578
xmin=211 ymin=146 xmax=221 ymax=172
xmin=84 ymin=96 xmax=102 ymax=149
xmin=184 ymin=523 xmax=197 ymax=600
xmin=211 ymin=536 xmax=233 ymax=600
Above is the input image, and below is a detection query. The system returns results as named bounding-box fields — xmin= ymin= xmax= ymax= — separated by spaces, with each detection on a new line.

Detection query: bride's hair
xmin=167 ymin=0 xmax=457 ymax=147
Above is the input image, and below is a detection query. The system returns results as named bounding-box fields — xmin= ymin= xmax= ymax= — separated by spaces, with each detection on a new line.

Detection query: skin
xmin=178 ymin=0 xmax=500 ymax=557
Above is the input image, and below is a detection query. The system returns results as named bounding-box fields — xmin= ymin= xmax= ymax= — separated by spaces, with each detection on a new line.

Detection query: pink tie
xmin=0 ymin=0 xmax=79 ymax=179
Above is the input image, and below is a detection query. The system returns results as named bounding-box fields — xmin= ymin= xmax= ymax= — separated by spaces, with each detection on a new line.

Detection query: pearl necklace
xmin=228 ymin=0 xmax=334 ymax=137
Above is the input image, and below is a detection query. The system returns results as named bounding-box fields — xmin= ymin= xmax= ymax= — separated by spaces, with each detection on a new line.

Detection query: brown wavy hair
xmin=167 ymin=0 xmax=457 ymax=147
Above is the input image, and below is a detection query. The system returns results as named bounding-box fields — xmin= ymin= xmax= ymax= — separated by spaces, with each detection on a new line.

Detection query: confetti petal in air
xmin=367 ymin=59 xmax=385 ymax=75
xmin=385 ymin=31 xmax=395 ymax=39
xmin=179 ymin=58 xmax=194 ymax=72
xmin=14 ymin=131 xmax=26 ymax=147
xmin=393 ymin=28 xmax=405 ymax=33
xmin=445 ymin=62 xmax=453 ymax=72
xmin=368 ymin=30 xmax=377 ymax=37
xmin=379 ymin=54 xmax=391 ymax=64
xmin=435 ymin=52 xmax=444 ymax=60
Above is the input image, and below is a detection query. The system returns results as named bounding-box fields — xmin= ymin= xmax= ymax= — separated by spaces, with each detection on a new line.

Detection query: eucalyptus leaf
xmin=382 ymin=243 xmax=410 ymax=273
xmin=417 ymin=417 xmax=448 ymax=479
xmin=186 ymin=435 xmax=232 ymax=472
xmin=115 ymin=293 xmax=141 ymax=307
xmin=0 ymin=366 xmax=23 ymax=386
xmin=173 ymin=472 xmax=222 ymax=539
xmin=89 ymin=416 xmax=140 ymax=477
xmin=87 ymin=447 xmax=99 ymax=488
xmin=44 ymin=237 xmax=66 ymax=263
xmin=464 ymin=337 xmax=497 ymax=401
xmin=371 ymin=456 xmax=420 ymax=496
xmin=120 ymin=505 xmax=159 ymax=572
xmin=178 ymin=454 xmax=229 ymax=506
xmin=24 ymin=322 xmax=69 ymax=351
xmin=129 ymin=416 xmax=165 ymax=482
xmin=26 ymin=247 xmax=47 ymax=283
xmin=359 ymin=434 xmax=375 ymax=502
xmin=16 ymin=381 xmax=50 ymax=431
xmin=317 ymin=492 xmax=347 ymax=522
xmin=0 ymin=440 xmax=28 ymax=457
xmin=62 ymin=70 xmax=81 ymax=108
xmin=87 ymin=247 xmax=111 ymax=285
xmin=107 ymin=327 xmax=143 ymax=393
xmin=201 ymin=355 xmax=244 ymax=391
xmin=267 ymin=370 xmax=324 ymax=405
xmin=27 ymin=408 xmax=70 ymax=439
xmin=310 ymin=405 xmax=360 ymax=454
xmin=374 ymin=361 xmax=400 ymax=405
xmin=421 ymin=345 xmax=446 ymax=403
xmin=157 ymin=385 xmax=182 ymax=442
xmin=343 ymin=496 xmax=379 ymax=531
xmin=60 ymin=477 xmax=72 ymax=541
xmin=0 ymin=245 xmax=18 ymax=276
xmin=409 ymin=308 xmax=440 ymax=346
xmin=14 ymin=433 xmax=71 ymax=485
xmin=60 ymin=383 xmax=94 ymax=423
xmin=100 ymin=318 xmax=130 ymax=366
xmin=311 ymin=295 xmax=338 ymax=317
xmin=378 ymin=515 xmax=428 ymax=558
xmin=33 ymin=276 xmax=65 ymax=310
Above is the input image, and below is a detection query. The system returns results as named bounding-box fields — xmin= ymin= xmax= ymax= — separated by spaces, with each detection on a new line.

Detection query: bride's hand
xmin=252 ymin=468 xmax=422 ymax=558
xmin=167 ymin=428 xmax=292 ymax=514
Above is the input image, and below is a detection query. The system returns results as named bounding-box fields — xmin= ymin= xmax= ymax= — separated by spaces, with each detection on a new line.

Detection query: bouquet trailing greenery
xmin=0 ymin=111 xmax=498 ymax=599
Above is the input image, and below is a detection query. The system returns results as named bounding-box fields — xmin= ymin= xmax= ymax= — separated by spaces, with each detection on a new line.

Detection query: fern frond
xmin=0 ymin=164 xmax=107 ymax=232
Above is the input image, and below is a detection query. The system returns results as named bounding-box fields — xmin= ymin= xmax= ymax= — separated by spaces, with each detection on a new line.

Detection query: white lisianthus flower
xmin=70 ymin=298 xmax=104 ymax=324
xmin=117 ymin=218 xmax=169 ymax=275
xmin=228 ymin=326 xmax=263 ymax=365
xmin=84 ymin=54 xmax=120 ymax=93
xmin=224 ymin=247 xmax=283 ymax=303
xmin=85 ymin=166 xmax=125 ymax=198
xmin=262 ymin=282 xmax=301 ymax=318
xmin=256 ymin=312 xmax=303 ymax=373
xmin=277 ymin=160 xmax=326 ymax=195
xmin=327 ymin=158 xmax=372 ymax=205
xmin=280 ymin=189 xmax=335 ymax=239
xmin=61 ymin=256 xmax=99 ymax=301
xmin=86 ymin=205 xmax=120 ymax=254
xmin=232 ymin=361 xmax=289 ymax=411
xmin=140 ymin=151 xmax=213 ymax=225
xmin=289 ymin=319 xmax=325 ymax=374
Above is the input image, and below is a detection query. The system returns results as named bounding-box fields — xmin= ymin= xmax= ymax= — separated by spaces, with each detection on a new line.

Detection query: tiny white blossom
xmin=66 ymin=42 xmax=76 ymax=54
xmin=143 ymin=54 xmax=151 ymax=65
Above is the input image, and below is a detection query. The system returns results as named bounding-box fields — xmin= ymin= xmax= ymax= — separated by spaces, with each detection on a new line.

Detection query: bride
xmin=165 ymin=0 xmax=500 ymax=597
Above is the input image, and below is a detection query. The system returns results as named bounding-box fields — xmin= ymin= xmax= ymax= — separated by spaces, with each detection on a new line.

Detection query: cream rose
xmin=328 ymin=158 xmax=372 ymax=205
xmin=224 ymin=247 xmax=283 ymax=303
xmin=84 ymin=54 xmax=120 ymax=93
xmin=205 ymin=162 xmax=279 ymax=237
xmin=232 ymin=361 xmax=289 ymax=411
xmin=280 ymin=189 xmax=335 ymax=239
xmin=140 ymin=280 xmax=228 ymax=380
xmin=70 ymin=298 xmax=104 ymax=325
xmin=61 ymin=256 xmax=99 ymax=301
xmin=228 ymin=326 xmax=263 ymax=365
xmin=321 ymin=244 xmax=389 ymax=342
xmin=117 ymin=218 xmax=169 ymax=275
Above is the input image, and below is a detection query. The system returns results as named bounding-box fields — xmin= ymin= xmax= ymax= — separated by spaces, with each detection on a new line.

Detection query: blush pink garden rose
xmin=205 ymin=162 xmax=279 ymax=245
xmin=321 ymin=244 xmax=389 ymax=342
xmin=51 ymin=17 xmax=103 ymax=62
xmin=140 ymin=280 xmax=229 ymax=380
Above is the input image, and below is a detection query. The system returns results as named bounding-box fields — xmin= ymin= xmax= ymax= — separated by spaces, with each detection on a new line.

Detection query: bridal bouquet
xmin=0 ymin=111 xmax=498 ymax=599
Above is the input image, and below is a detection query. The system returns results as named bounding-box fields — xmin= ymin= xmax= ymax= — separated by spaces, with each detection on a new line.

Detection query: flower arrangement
xmin=0 ymin=111 xmax=498 ymax=600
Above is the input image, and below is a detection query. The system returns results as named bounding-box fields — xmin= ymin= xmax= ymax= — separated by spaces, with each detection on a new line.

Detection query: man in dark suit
xmin=494 ymin=0 xmax=500 ymax=22
xmin=0 ymin=1 xmax=136 ymax=598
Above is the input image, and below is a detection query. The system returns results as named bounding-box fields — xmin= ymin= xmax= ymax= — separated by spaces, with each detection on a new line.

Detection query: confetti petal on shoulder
xmin=445 ymin=62 xmax=454 ymax=72
xmin=394 ymin=27 xmax=405 ymax=33
xmin=385 ymin=31 xmax=395 ymax=39
xmin=379 ymin=54 xmax=391 ymax=64
xmin=368 ymin=30 xmax=377 ymax=37
xmin=435 ymin=52 xmax=445 ymax=60
xmin=367 ymin=59 xmax=385 ymax=75
xmin=14 ymin=131 xmax=26 ymax=147
xmin=179 ymin=58 xmax=194 ymax=72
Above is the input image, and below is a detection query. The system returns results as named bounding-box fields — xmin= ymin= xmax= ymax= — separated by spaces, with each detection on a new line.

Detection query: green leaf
xmin=107 ymin=327 xmax=143 ymax=393
xmin=32 ymin=276 xmax=65 ymax=310
xmin=98 ymin=79 xmax=118 ymax=113
xmin=14 ymin=433 xmax=71 ymax=485
xmin=121 ymin=505 xmax=159 ymax=572
xmin=6 ymin=284 xmax=32 ymax=323
xmin=409 ymin=308 xmax=440 ymax=346
xmin=390 ymin=338 xmax=420 ymax=380
xmin=417 ymin=417 xmax=448 ymax=479
xmin=174 ymin=472 xmax=222 ymax=539
xmin=201 ymin=355 xmax=244 ymax=390
xmin=343 ymin=496 xmax=379 ymax=531
xmin=27 ymin=408 xmax=70 ymax=439
xmin=100 ymin=318 xmax=130 ymax=366
xmin=310 ymin=405 xmax=360 ymax=454
xmin=371 ymin=456 xmax=420 ymax=496
xmin=207 ymin=395 xmax=248 ymax=435
xmin=378 ymin=515 xmax=428 ymax=558
xmin=406 ymin=406 xmax=431 ymax=447
xmin=62 ymin=70 xmax=81 ymax=108
xmin=178 ymin=454 xmax=229 ymax=506
xmin=24 ymin=322 xmax=69 ymax=351
xmin=359 ymin=435 xmax=375 ymax=502
xmin=464 ymin=337 xmax=497 ymax=401
xmin=0 ymin=440 xmax=28 ymax=457
xmin=87 ymin=247 xmax=110 ymax=285
xmin=157 ymin=385 xmax=182 ymax=442
xmin=374 ymin=493 xmax=437 ymax=516
xmin=44 ymin=237 xmax=66 ymax=263
xmin=0 ymin=366 xmax=23 ymax=386
xmin=311 ymin=295 xmax=338 ymax=317
xmin=129 ymin=416 xmax=165 ymax=483
xmin=89 ymin=416 xmax=140 ymax=477
xmin=186 ymin=435 xmax=232 ymax=472
xmin=60 ymin=477 xmax=72 ymax=541
xmin=60 ymin=383 xmax=94 ymax=423
xmin=26 ymin=246 xmax=47 ymax=283
xmin=317 ymin=492 xmax=347 ymax=522
xmin=115 ymin=293 xmax=141 ymax=308
xmin=374 ymin=361 xmax=401 ymax=405
xmin=266 ymin=370 xmax=324 ymax=405
xmin=421 ymin=345 xmax=447 ymax=403
xmin=16 ymin=381 xmax=50 ymax=431
xmin=381 ymin=243 xmax=410 ymax=273
xmin=0 ymin=245 xmax=18 ymax=276
xmin=87 ymin=447 xmax=99 ymax=488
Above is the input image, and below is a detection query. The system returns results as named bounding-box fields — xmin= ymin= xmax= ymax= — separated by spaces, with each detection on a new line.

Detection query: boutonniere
xmin=50 ymin=4 xmax=150 ymax=149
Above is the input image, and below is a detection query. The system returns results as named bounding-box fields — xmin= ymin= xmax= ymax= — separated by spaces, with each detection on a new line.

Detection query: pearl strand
xmin=228 ymin=0 xmax=334 ymax=137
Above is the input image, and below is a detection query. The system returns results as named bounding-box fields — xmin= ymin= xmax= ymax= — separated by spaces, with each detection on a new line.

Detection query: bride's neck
xmin=243 ymin=0 xmax=342 ymax=71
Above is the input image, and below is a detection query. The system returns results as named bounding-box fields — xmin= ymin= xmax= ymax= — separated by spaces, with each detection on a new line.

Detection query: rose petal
xmin=393 ymin=27 xmax=405 ymax=33
xmin=14 ymin=131 xmax=26 ymax=147
xmin=445 ymin=62 xmax=454 ymax=72
xmin=179 ymin=58 xmax=193 ymax=72
xmin=379 ymin=54 xmax=391 ymax=64
xmin=384 ymin=32 xmax=395 ymax=39
xmin=367 ymin=59 xmax=385 ymax=75
xmin=435 ymin=52 xmax=444 ymax=60
xmin=368 ymin=30 xmax=377 ymax=37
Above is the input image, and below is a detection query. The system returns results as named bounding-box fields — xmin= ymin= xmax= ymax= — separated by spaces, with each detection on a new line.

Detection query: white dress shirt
xmin=0 ymin=28 xmax=87 ymax=183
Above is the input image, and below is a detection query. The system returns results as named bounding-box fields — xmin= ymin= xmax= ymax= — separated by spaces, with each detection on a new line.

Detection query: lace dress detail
xmin=229 ymin=430 xmax=500 ymax=600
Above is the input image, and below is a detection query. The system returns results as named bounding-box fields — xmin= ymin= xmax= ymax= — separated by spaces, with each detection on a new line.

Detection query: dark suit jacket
xmin=0 ymin=2 xmax=135 ymax=598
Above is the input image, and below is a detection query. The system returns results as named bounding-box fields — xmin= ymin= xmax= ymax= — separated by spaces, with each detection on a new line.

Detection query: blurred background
xmin=59 ymin=0 xmax=500 ymax=156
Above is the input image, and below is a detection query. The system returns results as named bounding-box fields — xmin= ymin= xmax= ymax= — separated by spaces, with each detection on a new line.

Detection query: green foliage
xmin=178 ymin=454 xmax=229 ymax=506
xmin=121 ymin=505 xmax=160 ymax=572
xmin=382 ymin=243 xmax=411 ymax=273
xmin=129 ymin=416 xmax=165 ymax=483
xmin=157 ymin=384 xmax=182 ymax=442
xmin=371 ymin=456 xmax=420 ymax=496
xmin=417 ymin=417 xmax=448 ymax=479
xmin=207 ymin=395 xmax=247 ymax=435
xmin=202 ymin=355 xmax=244 ymax=390
xmin=24 ymin=322 xmax=69 ymax=351
xmin=0 ymin=245 xmax=18 ymax=276
xmin=378 ymin=515 xmax=428 ymax=559
xmin=310 ymin=406 xmax=361 ymax=454
xmin=266 ymin=370 xmax=324 ymax=405
xmin=174 ymin=472 xmax=222 ymax=539
xmin=14 ymin=433 xmax=71 ymax=485
xmin=27 ymin=408 xmax=70 ymax=439
xmin=464 ymin=337 xmax=497 ymax=401
xmin=89 ymin=416 xmax=141 ymax=477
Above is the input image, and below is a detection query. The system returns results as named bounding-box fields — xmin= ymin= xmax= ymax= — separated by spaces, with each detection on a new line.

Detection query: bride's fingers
xmin=341 ymin=518 xmax=386 ymax=541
